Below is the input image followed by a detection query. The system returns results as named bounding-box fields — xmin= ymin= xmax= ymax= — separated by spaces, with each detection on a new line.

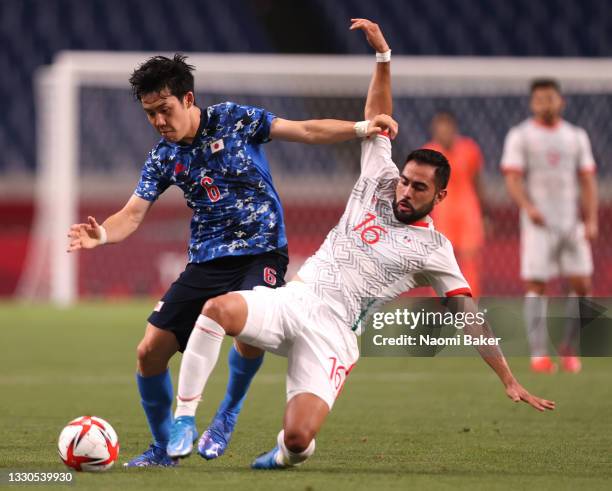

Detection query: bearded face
xmin=392 ymin=195 xmax=436 ymax=224
xmin=394 ymin=161 xmax=446 ymax=224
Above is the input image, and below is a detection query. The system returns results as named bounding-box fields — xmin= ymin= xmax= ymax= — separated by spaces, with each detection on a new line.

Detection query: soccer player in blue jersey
xmin=67 ymin=54 xmax=390 ymax=467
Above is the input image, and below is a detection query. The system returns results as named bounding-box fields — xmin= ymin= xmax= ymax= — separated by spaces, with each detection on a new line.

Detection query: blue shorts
xmin=148 ymin=247 xmax=288 ymax=351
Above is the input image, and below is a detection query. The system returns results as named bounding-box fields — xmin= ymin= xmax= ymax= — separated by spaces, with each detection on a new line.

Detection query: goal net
xmin=19 ymin=53 xmax=612 ymax=305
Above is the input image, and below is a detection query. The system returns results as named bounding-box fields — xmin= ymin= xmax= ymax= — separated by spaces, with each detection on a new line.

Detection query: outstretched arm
xmin=269 ymin=19 xmax=396 ymax=144
xmin=67 ymin=194 xmax=152 ymax=252
xmin=270 ymin=116 xmax=396 ymax=144
xmin=449 ymin=295 xmax=555 ymax=412
xmin=350 ymin=18 xmax=392 ymax=120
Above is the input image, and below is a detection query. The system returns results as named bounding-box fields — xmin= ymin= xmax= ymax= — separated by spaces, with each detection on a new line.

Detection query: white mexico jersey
xmin=297 ymin=135 xmax=471 ymax=334
xmin=500 ymin=118 xmax=596 ymax=231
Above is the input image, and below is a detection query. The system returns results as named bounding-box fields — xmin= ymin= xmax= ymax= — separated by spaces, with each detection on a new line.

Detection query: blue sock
xmin=136 ymin=369 xmax=174 ymax=449
xmin=216 ymin=346 xmax=264 ymax=422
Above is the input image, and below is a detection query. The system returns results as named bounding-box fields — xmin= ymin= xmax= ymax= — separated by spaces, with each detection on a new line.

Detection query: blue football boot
xmin=123 ymin=444 xmax=178 ymax=467
xmin=167 ymin=416 xmax=199 ymax=458
xmin=197 ymin=411 xmax=236 ymax=460
xmin=251 ymin=446 xmax=287 ymax=470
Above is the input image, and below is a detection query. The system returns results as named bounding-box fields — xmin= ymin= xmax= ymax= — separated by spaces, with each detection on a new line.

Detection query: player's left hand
xmin=349 ymin=18 xmax=390 ymax=53
xmin=67 ymin=216 xmax=104 ymax=252
xmin=505 ymin=380 xmax=556 ymax=412
xmin=368 ymin=114 xmax=398 ymax=139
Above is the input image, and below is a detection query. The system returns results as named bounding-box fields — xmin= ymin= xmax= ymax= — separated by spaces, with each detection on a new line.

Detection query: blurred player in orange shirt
xmin=424 ymin=111 xmax=486 ymax=297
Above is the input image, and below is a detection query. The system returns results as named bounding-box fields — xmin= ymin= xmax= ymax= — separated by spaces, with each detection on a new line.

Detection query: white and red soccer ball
xmin=58 ymin=416 xmax=119 ymax=472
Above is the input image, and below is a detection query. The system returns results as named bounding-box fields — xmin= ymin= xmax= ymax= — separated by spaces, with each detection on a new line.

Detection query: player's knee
xmin=284 ymin=427 xmax=315 ymax=454
xmin=202 ymin=296 xmax=237 ymax=335
xmin=572 ymin=283 xmax=591 ymax=297
xmin=136 ymin=341 xmax=169 ymax=375
xmin=574 ymin=288 xmax=590 ymax=297
xmin=234 ymin=339 xmax=264 ymax=358
xmin=202 ymin=296 xmax=227 ymax=325
xmin=525 ymin=283 xmax=546 ymax=296
xmin=136 ymin=341 xmax=150 ymax=365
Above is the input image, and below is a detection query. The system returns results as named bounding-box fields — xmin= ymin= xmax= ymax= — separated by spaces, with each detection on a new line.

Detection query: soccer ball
xmin=58 ymin=416 xmax=119 ymax=472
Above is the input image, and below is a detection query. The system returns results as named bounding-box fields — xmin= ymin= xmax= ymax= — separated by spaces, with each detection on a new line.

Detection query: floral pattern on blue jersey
xmin=134 ymin=101 xmax=287 ymax=263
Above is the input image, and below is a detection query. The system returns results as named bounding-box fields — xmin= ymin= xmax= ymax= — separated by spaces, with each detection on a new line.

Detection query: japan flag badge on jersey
xmin=211 ymin=139 xmax=224 ymax=153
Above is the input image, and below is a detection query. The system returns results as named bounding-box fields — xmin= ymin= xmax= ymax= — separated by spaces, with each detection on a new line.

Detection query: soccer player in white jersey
xmin=168 ymin=19 xmax=555 ymax=469
xmin=501 ymin=79 xmax=598 ymax=374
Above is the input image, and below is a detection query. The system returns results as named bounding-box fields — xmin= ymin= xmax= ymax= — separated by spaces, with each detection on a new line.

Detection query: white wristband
xmin=376 ymin=50 xmax=391 ymax=62
xmin=98 ymin=225 xmax=108 ymax=245
xmin=354 ymin=120 xmax=370 ymax=138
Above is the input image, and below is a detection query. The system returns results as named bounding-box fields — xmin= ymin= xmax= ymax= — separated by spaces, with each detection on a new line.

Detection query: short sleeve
xmin=500 ymin=127 xmax=525 ymax=173
xmin=228 ymin=103 xmax=276 ymax=144
xmin=134 ymin=151 xmax=171 ymax=202
xmin=424 ymin=240 xmax=472 ymax=297
xmin=360 ymin=135 xmax=399 ymax=180
xmin=577 ymin=128 xmax=596 ymax=173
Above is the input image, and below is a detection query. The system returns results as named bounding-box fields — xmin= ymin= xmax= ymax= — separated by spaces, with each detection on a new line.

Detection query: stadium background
xmin=1 ymin=0 xmax=611 ymax=300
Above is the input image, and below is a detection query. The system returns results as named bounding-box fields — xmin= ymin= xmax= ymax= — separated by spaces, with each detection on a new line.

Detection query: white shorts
xmin=521 ymin=220 xmax=593 ymax=281
xmin=236 ymin=281 xmax=360 ymax=410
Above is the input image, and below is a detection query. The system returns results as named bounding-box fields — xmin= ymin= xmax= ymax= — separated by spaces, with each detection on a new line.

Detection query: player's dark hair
xmin=432 ymin=109 xmax=457 ymax=123
xmin=403 ymin=149 xmax=451 ymax=190
xmin=530 ymin=78 xmax=561 ymax=95
xmin=129 ymin=54 xmax=195 ymax=101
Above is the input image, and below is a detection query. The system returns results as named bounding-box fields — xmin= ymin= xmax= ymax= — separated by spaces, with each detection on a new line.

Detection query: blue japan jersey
xmin=134 ymin=101 xmax=287 ymax=263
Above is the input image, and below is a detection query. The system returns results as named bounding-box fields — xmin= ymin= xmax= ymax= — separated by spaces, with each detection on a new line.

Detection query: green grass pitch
xmin=1 ymin=301 xmax=611 ymax=490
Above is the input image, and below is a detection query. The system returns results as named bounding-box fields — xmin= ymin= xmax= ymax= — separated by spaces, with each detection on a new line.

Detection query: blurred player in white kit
xmin=501 ymin=78 xmax=598 ymax=373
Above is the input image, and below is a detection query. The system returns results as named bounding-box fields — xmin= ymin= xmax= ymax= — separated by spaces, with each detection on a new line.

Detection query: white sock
xmin=275 ymin=429 xmax=315 ymax=467
xmin=524 ymin=292 xmax=549 ymax=357
xmin=562 ymin=292 xmax=580 ymax=354
xmin=174 ymin=315 xmax=225 ymax=418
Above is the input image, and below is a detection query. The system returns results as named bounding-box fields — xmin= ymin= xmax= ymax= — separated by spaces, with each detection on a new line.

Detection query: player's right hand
xmin=504 ymin=380 xmax=556 ymax=412
xmin=349 ymin=18 xmax=390 ymax=53
xmin=368 ymin=114 xmax=398 ymax=139
xmin=526 ymin=205 xmax=546 ymax=226
xmin=67 ymin=216 xmax=104 ymax=252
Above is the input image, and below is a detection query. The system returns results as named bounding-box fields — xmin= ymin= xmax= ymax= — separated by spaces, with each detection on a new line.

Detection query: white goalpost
xmin=19 ymin=52 xmax=612 ymax=305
